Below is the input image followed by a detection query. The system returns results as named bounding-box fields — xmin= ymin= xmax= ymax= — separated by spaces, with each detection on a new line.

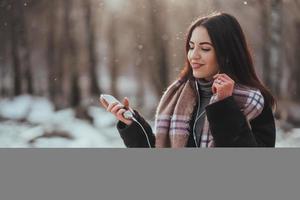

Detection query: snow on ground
xmin=0 ymin=95 xmax=126 ymax=148
xmin=0 ymin=95 xmax=300 ymax=148
xmin=275 ymin=128 xmax=300 ymax=147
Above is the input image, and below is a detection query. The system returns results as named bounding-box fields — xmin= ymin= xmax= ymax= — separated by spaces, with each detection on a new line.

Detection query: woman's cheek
xmin=187 ymin=51 xmax=193 ymax=62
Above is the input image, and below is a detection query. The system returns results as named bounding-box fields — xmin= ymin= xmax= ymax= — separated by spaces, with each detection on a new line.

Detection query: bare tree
xmin=259 ymin=1 xmax=271 ymax=86
xmin=147 ymin=0 xmax=169 ymax=97
xmin=18 ymin=0 xmax=33 ymax=94
xmin=62 ymin=0 xmax=80 ymax=107
xmin=269 ymin=0 xmax=283 ymax=96
xmin=9 ymin=0 xmax=22 ymax=96
xmin=47 ymin=0 xmax=58 ymax=103
xmin=0 ymin=34 xmax=7 ymax=97
xmin=107 ymin=12 xmax=119 ymax=99
xmin=259 ymin=0 xmax=283 ymax=97
xmin=54 ymin=0 xmax=67 ymax=108
xmin=294 ymin=21 xmax=300 ymax=100
xmin=83 ymin=0 xmax=102 ymax=97
xmin=125 ymin=0 xmax=148 ymax=108
xmin=0 ymin=0 xmax=9 ymax=97
xmin=133 ymin=24 xmax=146 ymax=108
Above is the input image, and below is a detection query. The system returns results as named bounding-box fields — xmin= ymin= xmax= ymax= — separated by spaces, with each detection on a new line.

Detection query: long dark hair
xmin=180 ymin=12 xmax=275 ymax=109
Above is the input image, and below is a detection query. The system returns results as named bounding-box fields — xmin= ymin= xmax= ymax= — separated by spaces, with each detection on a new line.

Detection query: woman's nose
xmin=191 ymin=48 xmax=201 ymax=59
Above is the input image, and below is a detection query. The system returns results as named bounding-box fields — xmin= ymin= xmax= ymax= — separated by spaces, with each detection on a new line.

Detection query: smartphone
xmin=100 ymin=94 xmax=133 ymax=119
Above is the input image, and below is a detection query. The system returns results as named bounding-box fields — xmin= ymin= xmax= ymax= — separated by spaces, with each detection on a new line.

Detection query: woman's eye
xmin=202 ymin=48 xmax=211 ymax=51
xmin=189 ymin=46 xmax=194 ymax=50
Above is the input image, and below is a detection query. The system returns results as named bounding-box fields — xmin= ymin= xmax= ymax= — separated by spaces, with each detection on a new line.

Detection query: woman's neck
xmin=196 ymin=78 xmax=213 ymax=97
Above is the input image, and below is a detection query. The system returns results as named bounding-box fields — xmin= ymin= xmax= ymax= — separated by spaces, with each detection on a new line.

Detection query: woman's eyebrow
xmin=189 ymin=41 xmax=213 ymax=46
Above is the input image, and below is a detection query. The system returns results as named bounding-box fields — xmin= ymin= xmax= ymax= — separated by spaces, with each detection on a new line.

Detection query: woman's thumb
xmin=123 ymin=97 xmax=129 ymax=108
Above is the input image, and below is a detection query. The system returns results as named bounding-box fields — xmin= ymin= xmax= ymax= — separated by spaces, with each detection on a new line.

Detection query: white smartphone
xmin=100 ymin=94 xmax=133 ymax=119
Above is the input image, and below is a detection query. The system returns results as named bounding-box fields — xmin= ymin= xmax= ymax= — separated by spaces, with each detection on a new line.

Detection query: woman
xmin=100 ymin=12 xmax=276 ymax=148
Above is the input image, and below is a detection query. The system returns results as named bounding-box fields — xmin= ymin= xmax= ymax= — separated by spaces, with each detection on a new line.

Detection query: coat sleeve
xmin=117 ymin=110 xmax=156 ymax=148
xmin=205 ymin=96 xmax=276 ymax=147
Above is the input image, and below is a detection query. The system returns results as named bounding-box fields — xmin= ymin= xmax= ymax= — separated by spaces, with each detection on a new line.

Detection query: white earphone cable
xmin=132 ymin=117 xmax=152 ymax=148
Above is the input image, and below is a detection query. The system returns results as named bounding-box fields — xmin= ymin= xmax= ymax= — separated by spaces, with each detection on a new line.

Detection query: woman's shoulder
xmin=161 ymin=78 xmax=193 ymax=96
xmin=168 ymin=77 xmax=190 ymax=87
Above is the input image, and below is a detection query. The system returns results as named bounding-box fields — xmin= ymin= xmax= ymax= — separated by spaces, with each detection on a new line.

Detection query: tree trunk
xmin=260 ymin=0 xmax=283 ymax=97
xmin=55 ymin=0 xmax=66 ymax=109
xmin=134 ymin=35 xmax=145 ymax=108
xmin=294 ymin=21 xmax=300 ymax=100
xmin=18 ymin=2 xmax=33 ymax=95
xmin=47 ymin=0 xmax=57 ymax=102
xmin=0 ymin=11 xmax=7 ymax=97
xmin=83 ymin=0 xmax=101 ymax=97
xmin=147 ymin=0 xmax=169 ymax=97
xmin=9 ymin=0 xmax=22 ymax=96
xmin=260 ymin=1 xmax=271 ymax=86
xmin=269 ymin=0 xmax=283 ymax=96
xmin=0 ymin=40 xmax=5 ymax=97
xmin=63 ymin=0 xmax=80 ymax=107
xmin=107 ymin=13 xmax=119 ymax=99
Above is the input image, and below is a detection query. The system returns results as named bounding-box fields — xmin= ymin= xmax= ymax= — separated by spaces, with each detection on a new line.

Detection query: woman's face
xmin=188 ymin=26 xmax=219 ymax=81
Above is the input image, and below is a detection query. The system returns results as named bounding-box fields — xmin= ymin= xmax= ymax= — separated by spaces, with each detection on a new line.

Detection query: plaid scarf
xmin=154 ymin=79 xmax=265 ymax=148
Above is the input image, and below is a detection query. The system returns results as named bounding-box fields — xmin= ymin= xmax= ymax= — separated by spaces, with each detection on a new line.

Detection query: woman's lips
xmin=191 ymin=63 xmax=204 ymax=69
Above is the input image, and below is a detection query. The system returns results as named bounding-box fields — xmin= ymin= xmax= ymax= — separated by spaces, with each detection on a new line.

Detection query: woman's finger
xmin=116 ymin=108 xmax=126 ymax=118
xmin=218 ymin=73 xmax=233 ymax=82
xmin=212 ymin=82 xmax=221 ymax=94
xmin=107 ymin=102 xmax=119 ymax=112
xmin=215 ymin=76 xmax=229 ymax=84
xmin=123 ymin=97 xmax=129 ymax=108
xmin=99 ymin=97 xmax=109 ymax=109
xmin=116 ymin=109 xmax=133 ymax=125
xmin=213 ymin=73 xmax=220 ymax=79
xmin=213 ymin=73 xmax=229 ymax=80
xmin=111 ymin=104 xmax=124 ymax=114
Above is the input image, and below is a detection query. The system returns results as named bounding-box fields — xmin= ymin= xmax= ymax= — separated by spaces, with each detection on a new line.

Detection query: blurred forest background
xmin=0 ymin=0 xmax=300 ymax=147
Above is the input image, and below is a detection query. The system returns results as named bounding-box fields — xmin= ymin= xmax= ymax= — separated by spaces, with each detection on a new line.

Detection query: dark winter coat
xmin=117 ymin=96 xmax=276 ymax=148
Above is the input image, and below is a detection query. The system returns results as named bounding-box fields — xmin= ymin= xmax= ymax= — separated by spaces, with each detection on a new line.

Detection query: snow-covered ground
xmin=0 ymin=95 xmax=126 ymax=148
xmin=0 ymin=95 xmax=299 ymax=148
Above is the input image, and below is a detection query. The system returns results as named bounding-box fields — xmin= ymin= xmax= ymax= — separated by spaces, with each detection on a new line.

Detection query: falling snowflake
xmin=138 ymin=45 xmax=144 ymax=50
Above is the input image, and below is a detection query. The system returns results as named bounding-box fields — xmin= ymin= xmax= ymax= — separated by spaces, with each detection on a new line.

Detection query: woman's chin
xmin=193 ymin=72 xmax=205 ymax=79
xmin=193 ymin=73 xmax=214 ymax=81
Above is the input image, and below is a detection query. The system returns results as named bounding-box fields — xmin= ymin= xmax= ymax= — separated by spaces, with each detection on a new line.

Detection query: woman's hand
xmin=99 ymin=97 xmax=133 ymax=126
xmin=212 ymin=73 xmax=235 ymax=101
